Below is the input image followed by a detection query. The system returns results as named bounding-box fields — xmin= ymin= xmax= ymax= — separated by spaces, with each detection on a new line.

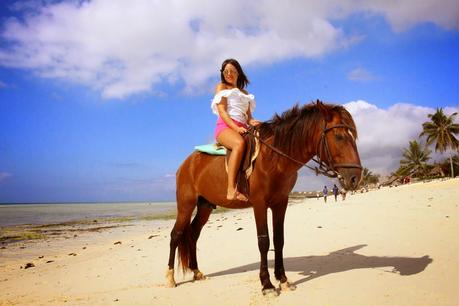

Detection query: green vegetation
xmin=420 ymin=108 xmax=459 ymax=177
xmin=360 ymin=167 xmax=380 ymax=187
xmin=392 ymin=108 xmax=459 ymax=182
xmin=0 ymin=228 xmax=46 ymax=242
xmin=140 ymin=210 xmax=177 ymax=221
xmin=397 ymin=140 xmax=432 ymax=178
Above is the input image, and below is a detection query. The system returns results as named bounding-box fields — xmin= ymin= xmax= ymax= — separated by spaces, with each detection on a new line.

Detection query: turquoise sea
xmin=0 ymin=202 xmax=177 ymax=227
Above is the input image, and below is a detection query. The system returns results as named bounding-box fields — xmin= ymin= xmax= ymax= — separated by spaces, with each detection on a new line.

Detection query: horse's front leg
xmin=253 ymin=205 xmax=278 ymax=296
xmin=272 ymin=204 xmax=297 ymax=291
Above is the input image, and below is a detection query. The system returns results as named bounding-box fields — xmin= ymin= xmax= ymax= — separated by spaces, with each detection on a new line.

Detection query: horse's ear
xmin=316 ymin=100 xmax=332 ymax=122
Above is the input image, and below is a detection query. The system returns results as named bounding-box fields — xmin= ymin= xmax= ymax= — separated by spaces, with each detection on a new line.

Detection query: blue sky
xmin=0 ymin=0 xmax=458 ymax=203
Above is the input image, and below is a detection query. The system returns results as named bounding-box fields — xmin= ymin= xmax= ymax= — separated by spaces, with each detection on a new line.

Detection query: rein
xmin=247 ymin=123 xmax=362 ymax=178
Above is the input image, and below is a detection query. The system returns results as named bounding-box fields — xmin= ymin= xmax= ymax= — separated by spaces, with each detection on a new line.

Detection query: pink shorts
xmin=214 ymin=117 xmax=247 ymax=139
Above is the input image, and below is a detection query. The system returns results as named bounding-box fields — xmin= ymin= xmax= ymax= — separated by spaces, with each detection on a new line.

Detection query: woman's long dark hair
xmin=220 ymin=58 xmax=250 ymax=90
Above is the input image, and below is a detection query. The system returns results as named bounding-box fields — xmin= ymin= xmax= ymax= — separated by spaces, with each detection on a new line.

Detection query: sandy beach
xmin=1 ymin=178 xmax=458 ymax=305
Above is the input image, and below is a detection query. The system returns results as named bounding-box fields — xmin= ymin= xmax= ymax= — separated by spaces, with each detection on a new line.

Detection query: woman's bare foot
xmin=227 ymin=189 xmax=248 ymax=201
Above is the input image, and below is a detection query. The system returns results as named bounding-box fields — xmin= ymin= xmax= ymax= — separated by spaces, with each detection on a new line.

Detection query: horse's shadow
xmin=207 ymin=245 xmax=433 ymax=285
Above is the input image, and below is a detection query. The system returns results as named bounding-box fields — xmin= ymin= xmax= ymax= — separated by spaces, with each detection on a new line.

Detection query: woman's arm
xmin=247 ymin=109 xmax=261 ymax=126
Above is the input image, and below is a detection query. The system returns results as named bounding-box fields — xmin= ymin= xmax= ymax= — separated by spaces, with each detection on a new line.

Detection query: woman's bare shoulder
xmin=214 ymin=83 xmax=231 ymax=94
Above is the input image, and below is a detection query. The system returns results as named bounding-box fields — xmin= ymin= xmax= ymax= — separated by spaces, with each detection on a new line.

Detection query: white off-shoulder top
xmin=211 ymin=88 xmax=256 ymax=124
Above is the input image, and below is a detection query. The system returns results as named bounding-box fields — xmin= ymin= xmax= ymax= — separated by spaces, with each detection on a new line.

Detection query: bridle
xmin=312 ymin=122 xmax=362 ymax=178
xmin=247 ymin=122 xmax=362 ymax=178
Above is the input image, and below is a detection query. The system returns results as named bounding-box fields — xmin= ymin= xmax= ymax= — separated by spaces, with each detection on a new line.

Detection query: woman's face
xmin=222 ymin=63 xmax=238 ymax=86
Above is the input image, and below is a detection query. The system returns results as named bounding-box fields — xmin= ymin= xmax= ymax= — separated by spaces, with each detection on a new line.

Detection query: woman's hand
xmin=249 ymin=119 xmax=261 ymax=126
xmin=236 ymin=126 xmax=247 ymax=134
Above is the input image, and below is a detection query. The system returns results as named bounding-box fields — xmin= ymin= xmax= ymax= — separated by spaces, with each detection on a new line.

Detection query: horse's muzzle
xmin=338 ymin=167 xmax=362 ymax=191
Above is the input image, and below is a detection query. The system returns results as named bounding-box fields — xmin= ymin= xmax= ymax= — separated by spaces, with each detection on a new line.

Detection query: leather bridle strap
xmin=314 ymin=123 xmax=362 ymax=178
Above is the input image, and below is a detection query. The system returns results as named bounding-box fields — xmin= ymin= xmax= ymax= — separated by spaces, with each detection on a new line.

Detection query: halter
xmin=247 ymin=122 xmax=362 ymax=178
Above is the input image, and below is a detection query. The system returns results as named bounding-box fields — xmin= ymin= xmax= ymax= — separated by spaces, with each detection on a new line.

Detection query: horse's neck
xmin=257 ymin=137 xmax=316 ymax=175
xmin=256 ymin=113 xmax=325 ymax=174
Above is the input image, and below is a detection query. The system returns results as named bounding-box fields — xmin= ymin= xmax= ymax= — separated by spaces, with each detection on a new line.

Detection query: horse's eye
xmin=335 ymin=134 xmax=345 ymax=141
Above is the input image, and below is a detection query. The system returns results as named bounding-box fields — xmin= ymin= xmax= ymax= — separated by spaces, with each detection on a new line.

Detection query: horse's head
xmin=316 ymin=101 xmax=362 ymax=191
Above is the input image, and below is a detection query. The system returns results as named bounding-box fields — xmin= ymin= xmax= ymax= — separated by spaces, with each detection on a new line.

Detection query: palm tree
xmin=398 ymin=140 xmax=432 ymax=178
xmin=420 ymin=108 xmax=459 ymax=177
xmin=360 ymin=167 xmax=379 ymax=187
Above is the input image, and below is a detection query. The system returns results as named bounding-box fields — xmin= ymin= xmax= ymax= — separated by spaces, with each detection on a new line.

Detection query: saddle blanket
xmin=194 ymin=143 xmax=227 ymax=155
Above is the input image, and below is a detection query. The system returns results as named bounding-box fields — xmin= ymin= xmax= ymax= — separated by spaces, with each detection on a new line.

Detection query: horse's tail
xmin=177 ymin=222 xmax=194 ymax=274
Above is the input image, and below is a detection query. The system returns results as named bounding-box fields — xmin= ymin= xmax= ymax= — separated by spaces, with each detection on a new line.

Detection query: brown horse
xmin=166 ymin=101 xmax=362 ymax=295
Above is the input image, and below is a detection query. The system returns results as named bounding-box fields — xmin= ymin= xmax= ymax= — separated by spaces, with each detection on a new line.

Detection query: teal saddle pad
xmin=195 ymin=144 xmax=227 ymax=155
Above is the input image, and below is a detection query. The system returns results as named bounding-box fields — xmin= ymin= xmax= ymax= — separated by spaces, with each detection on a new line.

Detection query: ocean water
xmin=0 ymin=202 xmax=177 ymax=227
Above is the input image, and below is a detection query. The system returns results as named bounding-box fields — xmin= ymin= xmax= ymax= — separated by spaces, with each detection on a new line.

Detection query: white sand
xmin=1 ymin=178 xmax=458 ymax=305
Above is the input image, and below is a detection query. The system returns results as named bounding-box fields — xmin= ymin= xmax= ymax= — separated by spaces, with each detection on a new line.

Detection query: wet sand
xmin=0 ymin=178 xmax=458 ymax=305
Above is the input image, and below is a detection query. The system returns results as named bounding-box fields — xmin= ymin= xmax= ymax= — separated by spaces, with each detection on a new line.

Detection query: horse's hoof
xmin=165 ymin=268 xmax=176 ymax=288
xmin=193 ymin=269 xmax=207 ymax=281
xmin=262 ymin=288 xmax=279 ymax=297
xmin=280 ymin=281 xmax=297 ymax=291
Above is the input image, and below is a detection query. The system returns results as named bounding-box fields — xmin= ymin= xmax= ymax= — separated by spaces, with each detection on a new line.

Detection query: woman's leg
xmin=216 ymin=128 xmax=247 ymax=201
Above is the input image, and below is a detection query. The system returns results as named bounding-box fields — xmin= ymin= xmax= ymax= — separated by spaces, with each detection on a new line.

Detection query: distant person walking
xmin=322 ymin=186 xmax=328 ymax=203
xmin=332 ymin=184 xmax=339 ymax=202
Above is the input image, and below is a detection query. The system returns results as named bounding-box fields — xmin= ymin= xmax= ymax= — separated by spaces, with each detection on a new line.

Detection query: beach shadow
xmin=207 ymin=245 xmax=433 ymax=286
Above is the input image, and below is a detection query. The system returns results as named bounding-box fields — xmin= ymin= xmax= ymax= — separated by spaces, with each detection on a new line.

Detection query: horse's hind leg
xmin=166 ymin=224 xmax=183 ymax=287
xmin=166 ymin=194 xmax=197 ymax=288
xmin=190 ymin=199 xmax=214 ymax=281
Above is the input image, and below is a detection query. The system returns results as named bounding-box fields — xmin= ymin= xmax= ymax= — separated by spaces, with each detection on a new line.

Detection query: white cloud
xmin=0 ymin=0 xmax=457 ymax=98
xmin=363 ymin=0 xmax=459 ymax=32
xmin=344 ymin=100 xmax=459 ymax=174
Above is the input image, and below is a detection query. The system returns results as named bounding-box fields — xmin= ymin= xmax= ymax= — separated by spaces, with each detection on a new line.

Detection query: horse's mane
xmin=257 ymin=100 xmax=357 ymax=157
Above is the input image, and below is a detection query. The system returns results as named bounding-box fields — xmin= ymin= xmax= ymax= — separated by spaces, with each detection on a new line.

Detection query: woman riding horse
xmin=166 ymin=101 xmax=362 ymax=296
